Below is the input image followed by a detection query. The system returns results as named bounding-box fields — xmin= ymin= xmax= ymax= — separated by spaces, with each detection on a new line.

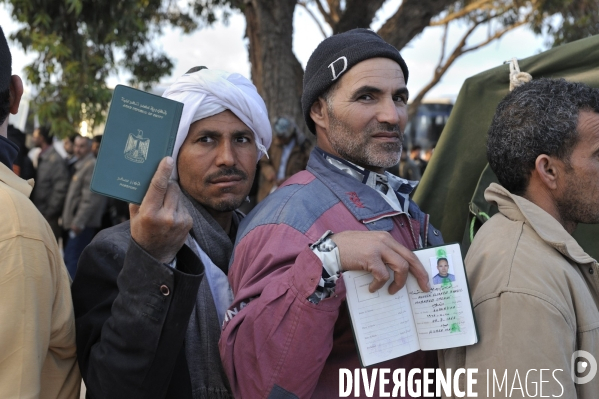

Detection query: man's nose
xmin=376 ymin=97 xmax=401 ymax=126
xmin=215 ymin=140 xmax=236 ymax=166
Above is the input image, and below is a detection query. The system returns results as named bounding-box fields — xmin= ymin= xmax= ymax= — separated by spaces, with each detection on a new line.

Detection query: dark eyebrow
xmin=192 ymin=129 xmax=252 ymax=137
xmin=351 ymin=86 xmax=383 ymax=99
xmin=232 ymin=129 xmax=253 ymax=137
xmin=394 ymin=87 xmax=410 ymax=100
xmin=350 ymin=86 xmax=410 ymax=100
xmin=192 ymin=129 xmax=222 ymax=137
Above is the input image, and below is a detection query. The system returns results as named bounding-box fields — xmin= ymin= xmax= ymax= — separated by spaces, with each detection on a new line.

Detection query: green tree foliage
xmin=530 ymin=0 xmax=599 ymax=46
xmin=3 ymin=0 xmax=196 ymax=137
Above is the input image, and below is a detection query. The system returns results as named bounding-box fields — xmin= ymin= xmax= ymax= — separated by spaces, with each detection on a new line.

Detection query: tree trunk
xmin=333 ymin=0 xmax=386 ymax=33
xmin=244 ymin=0 xmax=310 ymax=139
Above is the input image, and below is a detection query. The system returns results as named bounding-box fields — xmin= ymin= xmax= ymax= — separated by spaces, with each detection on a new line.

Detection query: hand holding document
xmin=343 ymin=243 xmax=478 ymax=367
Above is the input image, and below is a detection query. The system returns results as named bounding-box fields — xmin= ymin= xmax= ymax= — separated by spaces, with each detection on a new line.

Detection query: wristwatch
xmin=310 ymin=230 xmax=337 ymax=252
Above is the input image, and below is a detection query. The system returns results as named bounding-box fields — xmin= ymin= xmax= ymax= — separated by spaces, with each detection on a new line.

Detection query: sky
xmin=0 ymin=1 xmax=547 ymax=105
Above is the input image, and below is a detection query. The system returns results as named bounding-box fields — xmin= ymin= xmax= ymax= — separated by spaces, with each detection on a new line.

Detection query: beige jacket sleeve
xmin=0 ymin=235 xmax=80 ymax=398
xmin=446 ymin=291 xmax=576 ymax=398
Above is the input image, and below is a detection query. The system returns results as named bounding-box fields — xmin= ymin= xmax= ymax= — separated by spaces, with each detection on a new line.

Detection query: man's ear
xmin=310 ymin=97 xmax=328 ymax=131
xmin=534 ymin=154 xmax=561 ymax=190
xmin=9 ymin=75 xmax=23 ymax=115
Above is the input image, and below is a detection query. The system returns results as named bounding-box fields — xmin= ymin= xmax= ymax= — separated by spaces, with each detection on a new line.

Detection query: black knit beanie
xmin=301 ymin=28 xmax=408 ymax=134
xmin=0 ymin=26 xmax=11 ymax=93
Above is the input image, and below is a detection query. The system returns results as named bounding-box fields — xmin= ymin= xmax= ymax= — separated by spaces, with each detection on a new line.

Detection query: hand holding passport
xmin=129 ymin=157 xmax=192 ymax=264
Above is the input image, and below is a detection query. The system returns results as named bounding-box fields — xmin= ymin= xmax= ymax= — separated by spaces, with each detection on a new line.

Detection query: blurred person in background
xmin=62 ymin=135 xmax=106 ymax=278
xmin=423 ymin=144 xmax=435 ymax=163
xmin=410 ymin=144 xmax=428 ymax=175
xmin=397 ymin=147 xmax=421 ymax=181
xmin=31 ymin=125 xmax=69 ymax=241
xmin=257 ymin=116 xmax=310 ymax=202
xmin=7 ymin=123 xmax=34 ymax=179
xmin=91 ymin=134 xmax=102 ymax=157
xmin=62 ymin=134 xmax=79 ymax=178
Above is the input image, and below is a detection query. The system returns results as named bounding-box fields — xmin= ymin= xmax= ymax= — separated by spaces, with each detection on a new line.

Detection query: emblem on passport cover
xmin=124 ymin=129 xmax=150 ymax=163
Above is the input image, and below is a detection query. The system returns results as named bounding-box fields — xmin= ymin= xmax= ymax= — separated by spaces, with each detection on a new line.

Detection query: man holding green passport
xmin=71 ymin=67 xmax=272 ymax=398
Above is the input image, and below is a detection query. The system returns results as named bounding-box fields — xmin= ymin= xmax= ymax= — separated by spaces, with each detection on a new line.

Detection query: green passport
xmin=90 ymin=84 xmax=183 ymax=204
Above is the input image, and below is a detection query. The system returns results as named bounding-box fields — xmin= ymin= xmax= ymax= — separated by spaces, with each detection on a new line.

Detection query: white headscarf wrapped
xmin=162 ymin=68 xmax=272 ymax=179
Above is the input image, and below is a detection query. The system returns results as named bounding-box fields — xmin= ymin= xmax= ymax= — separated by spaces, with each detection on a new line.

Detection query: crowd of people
xmin=1 ymin=22 xmax=599 ymax=399
xmin=8 ymin=126 xmax=129 ymax=279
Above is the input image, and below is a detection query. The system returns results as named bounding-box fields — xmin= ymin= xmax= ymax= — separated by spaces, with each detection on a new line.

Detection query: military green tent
xmin=414 ymin=34 xmax=599 ymax=259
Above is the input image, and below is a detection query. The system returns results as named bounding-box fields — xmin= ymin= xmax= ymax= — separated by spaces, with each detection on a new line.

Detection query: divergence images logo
xmin=571 ymin=350 xmax=597 ymax=384
xmin=124 ymin=129 xmax=150 ymax=164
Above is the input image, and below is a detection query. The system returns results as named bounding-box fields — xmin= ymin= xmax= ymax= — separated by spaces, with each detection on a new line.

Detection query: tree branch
xmin=430 ymin=0 xmax=494 ymax=26
xmin=298 ymin=1 xmax=329 ymax=38
xmin=462 ymin=20 xmax=527 ymax=53
xmin=408 ymin=17 xmax=527 ymax=121
xmin=314 ymin=0 xmax=335 ymax=27
xmin=377 ymin=0 xmax=456 ymax=50
xmin=325 ymin=0 xmax=341 ymax=24
xmin=436 ymin=23 xmax=449 ymax=73
xmin=407 ymin=19 xmax=482 ymax=120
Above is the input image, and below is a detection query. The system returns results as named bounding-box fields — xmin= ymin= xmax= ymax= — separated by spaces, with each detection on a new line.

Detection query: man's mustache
xmin=205 ymin=167 xmax=248 ymax=183
xmin=375 ymin=122 xmax=402 ymax=135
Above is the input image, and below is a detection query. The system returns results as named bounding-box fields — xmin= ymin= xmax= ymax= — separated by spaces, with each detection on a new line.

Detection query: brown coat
xmin=440 ymin=183 xmax=599 ymax=398
xmin=62 ymin=153 xmax=106 ymax=230
xmin=31 ymin=145 xmax=69 ymax=238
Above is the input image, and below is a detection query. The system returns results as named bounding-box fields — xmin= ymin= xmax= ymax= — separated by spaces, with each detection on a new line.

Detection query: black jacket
xmin=71 ymin=222 xmax=203 ymax=398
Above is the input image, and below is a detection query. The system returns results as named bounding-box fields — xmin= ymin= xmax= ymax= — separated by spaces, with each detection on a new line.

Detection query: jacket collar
xmin=0 ymin=135 xmax=18 ymax=170
xmin=0 ymin=161 xmax=34 ymax=198
xmin=39 ymin=145 xmax=57 ymax=160
xmin=307 ymin=147 xmax=413 ymax=223
xmin=75 ymin=152 xmax=94 ymax=169
xmin=485 ymin=183 xmax=596 ymax=265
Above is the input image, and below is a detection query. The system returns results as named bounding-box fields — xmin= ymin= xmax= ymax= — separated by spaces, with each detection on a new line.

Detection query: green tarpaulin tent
xmin=414 ymin=34 xmax=599 ymax=259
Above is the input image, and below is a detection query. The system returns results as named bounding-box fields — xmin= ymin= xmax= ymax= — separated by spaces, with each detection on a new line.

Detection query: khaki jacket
xmin=62 ymin=153 xmax=106 ymax=230
xmin=0 ymin=162 xmax=80 ymax=398
xmin=440 ymin=183 xmax=599 ymax=398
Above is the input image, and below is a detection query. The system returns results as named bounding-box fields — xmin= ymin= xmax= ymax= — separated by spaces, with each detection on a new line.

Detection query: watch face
xmin=318 ymin=239 xmax=337 ymax=252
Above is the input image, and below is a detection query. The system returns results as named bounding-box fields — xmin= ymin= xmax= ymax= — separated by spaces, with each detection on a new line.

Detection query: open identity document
xmin=343 ymin=243 xmax=478 ymax=367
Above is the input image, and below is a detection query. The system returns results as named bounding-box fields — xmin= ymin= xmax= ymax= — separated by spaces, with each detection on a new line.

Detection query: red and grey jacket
xmin=220 ymin=148 xmax=444 ymax=399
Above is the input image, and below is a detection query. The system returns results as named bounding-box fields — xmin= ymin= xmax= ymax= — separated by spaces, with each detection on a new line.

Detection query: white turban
xmin=162 ymin=68 xmax=272 ymax=179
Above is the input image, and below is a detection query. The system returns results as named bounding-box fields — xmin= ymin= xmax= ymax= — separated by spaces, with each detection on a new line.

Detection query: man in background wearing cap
xmin=71 ymin=67 xmax=271 ymax=398
xmin=0 ymin=26 xmax=80 ymax=398
xmin=220 ymin=28 xmax=443 ymax=398
xmin=30 ymin=125 xmax=70 ymax=242
xmin=257 ymin=115 xmax=311 ymax=202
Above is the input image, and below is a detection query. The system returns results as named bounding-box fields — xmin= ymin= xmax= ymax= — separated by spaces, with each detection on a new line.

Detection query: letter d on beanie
xmin=301 ymin=28 xmax=409 ymax=134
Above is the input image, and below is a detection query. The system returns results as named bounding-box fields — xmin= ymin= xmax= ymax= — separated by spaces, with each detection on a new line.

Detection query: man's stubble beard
xmin=326 ymin=104 xmax=403 ymax=169
xmin=555 ymin=168 xmax=599 ymax=229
